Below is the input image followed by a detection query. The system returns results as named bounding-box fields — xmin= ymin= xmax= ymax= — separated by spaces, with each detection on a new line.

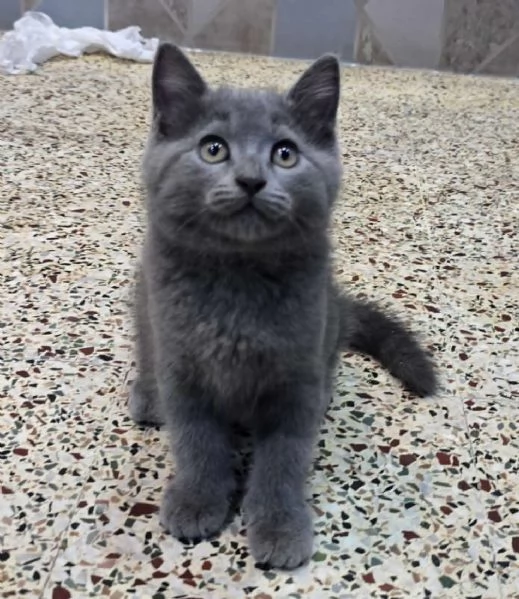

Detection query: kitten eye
xmin=199 ymin=136 xmax=230 ymax=164
xmin=271 ymin=140 xmax=299 ymax=168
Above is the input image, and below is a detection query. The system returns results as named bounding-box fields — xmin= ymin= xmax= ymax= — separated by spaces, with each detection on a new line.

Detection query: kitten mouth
xmin=252 ymin=197 xmax=290 ymax=222
xmin=215 ymin=202 xmax=271 ymax=227
xmin=233 ymin=201 xmax=258 ymax=217
xmin=208 ymin=196 xmax=285 ymax=222
xmin=205 ymin=201 xmax=287 ymax=245
xmin=209 ymin=196 xmax=288 ymax=222
xmin=233 ymin=201 xmax=284 ymax=223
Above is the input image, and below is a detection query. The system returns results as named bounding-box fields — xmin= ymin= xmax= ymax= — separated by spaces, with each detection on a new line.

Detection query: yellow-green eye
xmin=271 ymin=140 xmax=299 ymax=168
xmin=199 ymin=136 xmax=230 ymax=164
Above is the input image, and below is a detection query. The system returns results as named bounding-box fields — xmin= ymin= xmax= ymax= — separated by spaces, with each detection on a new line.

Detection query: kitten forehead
xmin=206 ymin=87 xmax=289 ymax=131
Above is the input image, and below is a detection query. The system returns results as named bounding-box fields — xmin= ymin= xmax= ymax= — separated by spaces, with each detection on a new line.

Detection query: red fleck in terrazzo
xmin=0 ymin=51 xmax=518 ymax=598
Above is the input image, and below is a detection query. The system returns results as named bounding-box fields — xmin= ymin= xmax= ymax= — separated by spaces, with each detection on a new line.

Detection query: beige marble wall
xmin=357 ymin=0 xmax=444 ymax=69
xmin=440 ymin=0 xmax=519 ymax=75
xmin=354 ymin=6 xmax=393 ymax=67
xmin=190 ymin=0 xmax=275 ymax=55
xmin=107 ymin=0 xmax=274 ymax=56
xmin=3 ymin=0 xmax=518 ymax=75
xmin=107 ymin=0 xmax=185 ymax=42
xmin=355 ymin=0 xmax=519 ymax=75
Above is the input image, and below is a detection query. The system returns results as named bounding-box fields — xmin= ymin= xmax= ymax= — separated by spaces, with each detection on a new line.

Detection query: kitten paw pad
xmin=247 ymin=509 xmax=313 ymax=570
xmin=161 ymin=481 xmax=230 ymax=540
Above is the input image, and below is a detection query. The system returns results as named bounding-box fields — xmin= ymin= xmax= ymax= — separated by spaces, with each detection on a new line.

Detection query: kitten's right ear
xmin=152 ymin=43 xmax=207 ymax=138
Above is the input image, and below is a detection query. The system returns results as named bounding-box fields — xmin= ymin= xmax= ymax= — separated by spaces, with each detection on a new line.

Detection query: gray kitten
xmin=129 ymin=43 xmax=437 ymax=570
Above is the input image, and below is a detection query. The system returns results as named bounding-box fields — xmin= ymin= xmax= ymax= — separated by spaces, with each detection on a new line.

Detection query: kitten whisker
xmin=172 ymin=205 xmax=211 ymax=236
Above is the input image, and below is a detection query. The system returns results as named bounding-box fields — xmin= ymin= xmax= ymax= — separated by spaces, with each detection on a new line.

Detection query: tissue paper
xmin=0 ymin=12 xmax=158 ymax=75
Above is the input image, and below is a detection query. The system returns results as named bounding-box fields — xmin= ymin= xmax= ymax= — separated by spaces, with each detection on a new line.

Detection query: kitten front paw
xmin=245 ymin=503 xmax=313 ymax=570
xmin=161 ymin=479 xmax=231 ymax=541
xmin=128 ymin=380 xmax=164 ymax=426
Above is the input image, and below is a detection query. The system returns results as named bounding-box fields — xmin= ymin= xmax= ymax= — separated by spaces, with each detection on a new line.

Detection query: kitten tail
xmin=337 ymin=295 xmax=438 ymax=397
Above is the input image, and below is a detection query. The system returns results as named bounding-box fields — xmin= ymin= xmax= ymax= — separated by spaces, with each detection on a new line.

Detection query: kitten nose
xmin=235 ymin=176 xmax=266 ymax=196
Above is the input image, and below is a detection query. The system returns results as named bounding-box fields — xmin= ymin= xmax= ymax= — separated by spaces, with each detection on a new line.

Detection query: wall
xmin=2 ymin=0 xmax=518 ymax=76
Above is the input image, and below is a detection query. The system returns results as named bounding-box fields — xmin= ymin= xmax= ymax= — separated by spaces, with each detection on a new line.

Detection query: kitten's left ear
xmin=287 ymin=54 xmax=340 ymax=143
xmin=152 ymin=42 xmax=207 ymax=138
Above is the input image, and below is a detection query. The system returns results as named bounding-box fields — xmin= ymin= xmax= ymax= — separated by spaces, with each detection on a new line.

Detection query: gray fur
xmin=130 ymin=44 xmax=437 ymax=570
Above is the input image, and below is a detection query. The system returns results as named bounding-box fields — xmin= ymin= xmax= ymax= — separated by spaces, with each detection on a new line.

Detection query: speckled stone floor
xmin=1 ymin=51 xmax=518 ymax=599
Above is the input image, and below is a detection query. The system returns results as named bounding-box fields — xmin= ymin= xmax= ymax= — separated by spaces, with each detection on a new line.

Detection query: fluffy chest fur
xmin=145 ymin=244 xmax=327 ymax=409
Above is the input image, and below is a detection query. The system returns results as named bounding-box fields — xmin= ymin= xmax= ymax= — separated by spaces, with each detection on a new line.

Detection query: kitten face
xmin=143 ymin=45 xmax=342 ymax=251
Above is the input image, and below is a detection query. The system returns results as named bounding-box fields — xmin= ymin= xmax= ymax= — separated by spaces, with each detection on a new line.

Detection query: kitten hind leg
xmin=129 ymin=268 xmax=165 ymax=426
xmin=129 ymin=377 xmax=164 ymax=426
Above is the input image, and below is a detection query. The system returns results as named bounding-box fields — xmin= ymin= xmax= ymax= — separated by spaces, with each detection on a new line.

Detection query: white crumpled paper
xmin=0 ymin=12 xmax=158 ymax=75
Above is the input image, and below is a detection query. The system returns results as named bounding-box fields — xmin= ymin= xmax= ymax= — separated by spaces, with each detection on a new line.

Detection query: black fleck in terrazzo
xmin=0 ymin=52 xmax=518 ymax=598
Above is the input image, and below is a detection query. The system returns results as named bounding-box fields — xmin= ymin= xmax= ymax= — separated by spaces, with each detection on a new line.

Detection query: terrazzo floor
xmin=1 ymin=51 xmax=518 ymax=598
